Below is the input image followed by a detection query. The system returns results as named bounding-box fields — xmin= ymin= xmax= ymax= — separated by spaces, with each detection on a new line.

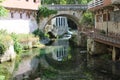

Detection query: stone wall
xmin=0 ymin=12 xmax=38 ymax=34
xmin=87 ymin=37 xmax=108 ymax=55
xmin=77 ymin=32 xmax=87 ymax=47
xmin=0 ymin=41 xmax=16 ymax=63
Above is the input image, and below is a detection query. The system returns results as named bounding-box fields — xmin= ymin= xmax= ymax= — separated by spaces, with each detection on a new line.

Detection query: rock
xmin=0 ymin=44 xmax=16 ymax=63
xmin=35 ymin=78 xmax=41 ymax=80
xmin=80 ymin=50 xmax=87 ymax=53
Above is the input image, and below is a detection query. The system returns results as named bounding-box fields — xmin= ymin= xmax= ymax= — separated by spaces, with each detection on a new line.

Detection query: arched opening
xmin=67 ymin=18 xmax=77 ymax=30
xmin=43 ymin=14 xmax=81 ymax=38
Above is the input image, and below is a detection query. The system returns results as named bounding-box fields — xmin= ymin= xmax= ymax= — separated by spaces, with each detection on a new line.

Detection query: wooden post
xmin=112 ymin=47 xmax=116 ymax=61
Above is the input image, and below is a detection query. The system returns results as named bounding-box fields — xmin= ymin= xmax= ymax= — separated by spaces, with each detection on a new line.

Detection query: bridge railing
xmin=43 ymin=4 xmax=88 ymax=10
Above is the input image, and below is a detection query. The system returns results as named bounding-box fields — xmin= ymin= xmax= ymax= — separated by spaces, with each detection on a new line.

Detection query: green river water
xmin=0 ymin=39 xmax=120 ymax=80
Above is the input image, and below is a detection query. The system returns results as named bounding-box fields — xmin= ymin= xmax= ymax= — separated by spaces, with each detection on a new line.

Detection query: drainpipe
xmin=107 ymin=19 xmax=108 ymax=35
xmin=106 ymin=12 xmax=108 ymax=35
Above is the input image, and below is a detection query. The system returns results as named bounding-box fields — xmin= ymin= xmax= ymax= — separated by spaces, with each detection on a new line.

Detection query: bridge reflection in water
xmin=51 ymin=39 xmax=69 ymax=61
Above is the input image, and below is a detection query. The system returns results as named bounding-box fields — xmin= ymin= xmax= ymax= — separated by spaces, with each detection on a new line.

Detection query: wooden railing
xmin=83 ymin=28 xmax=120 ymax=47
xmin=43 ymin=4 xmax=88 ymax=10
xmin=88 ymin=0 xmax=103 ymax=9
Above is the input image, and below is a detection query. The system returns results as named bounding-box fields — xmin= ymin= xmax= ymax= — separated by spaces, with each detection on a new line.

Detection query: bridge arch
xmin=39 ymin=11 xmax=83 ymax=31
xmin=45 ymin=13 xmax=80 ymax=29
xmin=38 ymin=4 xmax=87 ymax=35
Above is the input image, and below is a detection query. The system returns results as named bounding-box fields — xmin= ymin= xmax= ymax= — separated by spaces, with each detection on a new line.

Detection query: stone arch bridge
xmin=38 ymin=4 xmax=87 ymax=35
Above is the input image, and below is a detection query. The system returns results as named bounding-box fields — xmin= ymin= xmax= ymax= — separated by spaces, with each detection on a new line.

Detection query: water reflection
xmin=49 ymin=39 xmax=69 ymax=61
xmin=52 ymin=46 xmax=67 ymax=61
xmin=1 ymin=39 xmax=120 ymax=80
xmin=12 ymin=49 xmax=41 ymax=80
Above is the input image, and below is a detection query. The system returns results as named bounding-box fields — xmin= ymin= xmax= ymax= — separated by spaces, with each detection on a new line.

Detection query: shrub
xmin=33 ymin=29 xmax=46 ymax=39
xmin=0 ymin=31 xmax=13 ymax=54
xmin=0 ymin=75 xmax=5 ymax=80
xmin=0 ymin=43 xmax=6 ymax=55
xmin=36 ymin=6 xmax=57 ymax=23
xmin=14 ymin=41 xmax=23 ymax=54
xmin=100 ymin=30 xmax=106 ymax=34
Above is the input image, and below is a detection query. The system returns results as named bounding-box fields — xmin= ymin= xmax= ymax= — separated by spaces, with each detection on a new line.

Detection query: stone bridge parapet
xmin=44 ymin=4 xmax=88 ymax=11
xmin=38 ymin=4 xmax=88 ymax=33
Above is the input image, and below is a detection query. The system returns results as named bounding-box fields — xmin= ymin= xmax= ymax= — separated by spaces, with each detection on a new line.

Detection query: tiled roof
xmin=1 ymin=0 xmax=40 ymax=10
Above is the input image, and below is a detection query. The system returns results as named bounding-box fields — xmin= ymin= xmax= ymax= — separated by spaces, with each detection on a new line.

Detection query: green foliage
xmin=41 ymin=0 xmax=92 ymax=4
xmin=81 ymin=11 xmax=94 ymax=27
xmin=11 ymin=33 xmax=34 ymax=42
xmin=0 ymin=64 xmax=11 ymax=80
xmin=0 ymin=43 xmax=6 ymax=54
xmin=100 ymin=30 xmax=106 ymax=34
xmin=0 ymin=75 xmax=5 ymax=80
xmin=0 ymin=6 xmax=8 ymax=17
xmin=42 ymin=69 xmax=57 ymax=78
xmin=0 ymin=0 xmax=9 ymax=17
xmin=37 ymin=6 xmax=57 ymax=23
xmin=0 ymin=30 xmax=12 ymax=54
xmin=0 ymin=29 xmax=7 ymax=35
xmin=10 ymin=33 xmax=22 ymax=54
xmin=60 ymin=0 xmax=67 ymax=4
xmin=33 ymin=28 xmax=48 ymax=39
xmin=14 ymin=42 xmax=23 ymax=54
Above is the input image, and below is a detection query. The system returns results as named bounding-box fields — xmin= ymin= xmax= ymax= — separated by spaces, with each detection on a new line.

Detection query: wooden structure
xmin=88 ymin=0 xmax=120 ymax=61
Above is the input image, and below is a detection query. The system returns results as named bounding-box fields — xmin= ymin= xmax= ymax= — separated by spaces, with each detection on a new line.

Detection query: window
xmin=26 ymin=12 xmax=31 ymax=18
xmin=108 ymin=13 xmax=110 ymax=21
xmin=103 ymin=14 xmax=107 ymax=21
xmin=11 ymin=12 xmax=14 ymax=18
xmin=96 ymin=15 xmax=102 ymax=22
xmin=33 ymin=0 xmax=36 ymax=3
xmin=20 ymin=13 xmax=22 ymax=19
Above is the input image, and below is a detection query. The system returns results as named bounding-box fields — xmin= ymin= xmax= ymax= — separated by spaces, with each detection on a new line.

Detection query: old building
xmin=88 ymin=0 xmax=120 ymax=34
xmin=88 ymin=0 xmax=120 ymax=61
xmin=0 ymin=0 xmax=40 ymax=33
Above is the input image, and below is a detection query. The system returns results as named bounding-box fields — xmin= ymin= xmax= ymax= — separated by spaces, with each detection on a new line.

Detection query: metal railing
xmin=43 ymin=4 xmax=88 ymax=10
xmin=88 ymin=0 xmax=103 ymax=9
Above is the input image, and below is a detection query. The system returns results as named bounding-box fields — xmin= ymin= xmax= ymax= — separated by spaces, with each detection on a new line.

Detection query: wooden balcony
xmin=83 ymin=28 xmax=120 ymax=48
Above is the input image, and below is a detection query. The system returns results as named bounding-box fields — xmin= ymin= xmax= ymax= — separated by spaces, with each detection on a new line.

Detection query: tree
xmin=0 ymin=0 xmax=8 ymax=17
xmin=81 ymin=11 xmax=94 ymax=27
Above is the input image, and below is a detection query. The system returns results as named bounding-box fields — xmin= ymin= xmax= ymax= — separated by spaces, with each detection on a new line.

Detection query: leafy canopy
xmin=36 ymin=6 xmax=57 ymax=23
xmin=0 ymin=0 xmax=8 ymax=16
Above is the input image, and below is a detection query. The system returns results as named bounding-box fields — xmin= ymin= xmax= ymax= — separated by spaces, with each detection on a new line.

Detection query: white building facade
xmin=0 ymin=0 xmax=40 ymax=34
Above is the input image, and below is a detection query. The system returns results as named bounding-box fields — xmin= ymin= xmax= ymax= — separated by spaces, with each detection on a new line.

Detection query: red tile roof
xmin=1 ymin=0 xmax=40 ymax=10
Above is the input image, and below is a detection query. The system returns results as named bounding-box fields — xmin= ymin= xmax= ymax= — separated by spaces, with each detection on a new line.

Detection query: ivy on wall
xmin=36 ymin=6 xmax=57 ymax=23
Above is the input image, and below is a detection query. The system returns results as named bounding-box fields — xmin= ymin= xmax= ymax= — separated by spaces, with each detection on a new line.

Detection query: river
xmin=0 ymin=38 xmax=120 ymax=80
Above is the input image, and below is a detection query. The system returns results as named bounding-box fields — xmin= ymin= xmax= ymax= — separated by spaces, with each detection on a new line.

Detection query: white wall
xmin=0 ymin=11 xmax=38 ymax=34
